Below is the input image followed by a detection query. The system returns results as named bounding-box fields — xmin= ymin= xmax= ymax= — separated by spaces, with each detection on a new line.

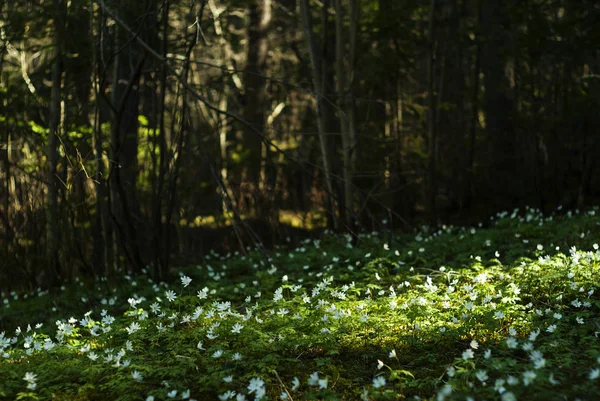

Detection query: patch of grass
xmin=1 ymin=206 xmax=600 ymax=400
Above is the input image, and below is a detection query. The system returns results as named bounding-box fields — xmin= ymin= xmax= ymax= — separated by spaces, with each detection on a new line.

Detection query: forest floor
xmin=1 ymin=206 xmax=600 ymax=400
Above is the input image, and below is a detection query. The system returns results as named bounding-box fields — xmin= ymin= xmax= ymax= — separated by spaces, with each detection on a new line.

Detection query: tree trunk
xmin=47 ymin=0 xmax=63 ymax=287
xmin=242 ymin=0 xmax=271 ymax=216
xmin=300 ymin=0 xmax=338 ymax=231
xmin=480 ymin=0 xmax=517 ymax=211
xmin=464 ymin=0 xmax=482 ymax=211
xmin=334 ymin=0 xmax=358 ymax=231
xmin=426 ymin=0 xmax=438 ymax=224
xmin=109 ymin=13 xmax=146 ymax=273
xmin=152 ymin=0 xmax=170 ymax=281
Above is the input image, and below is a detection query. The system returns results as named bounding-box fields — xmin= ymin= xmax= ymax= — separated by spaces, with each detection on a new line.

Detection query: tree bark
xmin=480 ymin=0 xmax=517 ymax=211
xmin=47 ymin=0 xmax=63 ymax=286
xmin=108 ymin=3 xmax=147 ymax=274
xmin=300 ymin=0 xmax=338 ymax=231
xmin=426 ymin=0 xmax=438 ymax=224
xmin=334 ymin=0 xmax=358 ymax=231
xmin=152 ymin=0 xmax=170 ymax=281
xmin=242 ymin=0 xmax=271 ymax=215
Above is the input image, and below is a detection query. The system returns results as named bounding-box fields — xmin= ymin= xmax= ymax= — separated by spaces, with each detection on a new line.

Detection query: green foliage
xmin=1 ymin=207 xmax=600 ymax=400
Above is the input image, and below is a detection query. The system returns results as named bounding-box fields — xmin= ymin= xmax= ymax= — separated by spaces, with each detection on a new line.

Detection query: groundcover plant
xmin=1 ymin=206 xmax=600 ymax=400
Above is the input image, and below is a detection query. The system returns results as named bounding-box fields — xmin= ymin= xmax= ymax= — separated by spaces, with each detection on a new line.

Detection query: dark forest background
xmin=1 ymin=0 xmax=599 ymax=290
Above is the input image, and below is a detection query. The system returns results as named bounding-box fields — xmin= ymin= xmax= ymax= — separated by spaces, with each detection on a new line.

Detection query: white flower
xmin=494 ymin=378 xmax=506 ymax=394
xmin=372 ymin=376 xmax=386 ymax=388
xmin=437 ymin=384 xmax=452 ymax=401
xmin=248 ymin=377 xmax=265 ymax=393
xmin=529 ymin=329 xmax=540 ymax=341
xmin=132 ymin=371 xmax=143 ymax=382
xmin=590 ymin=368 xmax=600 ymax=380
xmin=506 ymin=337 xmax=518 ymax=349
xmin=446 ymin=367 xmax=456 ymax=377
xmin=377 ymin=359 xmax=384 ymax=370
xmin=389 ymin=349 xmax=396 ymax=359
xmin=232 ymin=352 xmax=242 ymax=361
xmin=197 ymin=288 xmax=209 ymax=300
xmin=181 ymin=276 xmax=192 ymax=287
xmin=291 ymin=377 xmax=300 ymax=390
xmin=522 ymin=342 xmax=534 ymax=352
xmin=212 ymin=350 xmax=223 ymax=358
xmin=197 ymin=341 xmax=205 ymax=350
xmin=273 ymin=287 xmax=283 ymax=302
xmin=308 ymin=372 xmax=319 ymax=386
xmin=167 ymin=390 xmax=177 ymax=398
xmin=165 ymin=290 xmax=177 ymax=302
xmin=219 ymin=391 xmax=236 ymax=400
xmin=255 ymin=387 xmax=266 ymax=400
xmin=126 ymin=322 xmax=141 ymax=334
xmin=546 ymin=324 xmax=556 ymax=333
xmin=470 ymin=340 xmax=479 ymax=349
xmin=318 ymin=377 xmax=328 ymax=389
xmin=24 ymin=372 xmax=37 ymax=383
xmin=501 ymin=392 xmax=516 ymax=401
xmin=223 ymin=376 xmax=233 ymax=383
xmin=522 ymin=370 xmax=536 ymax=386
xmin=475 ymin=370 xmax=488 ymax=382
xmin=484 ymin=349 xmax=492 ymax=359
xmin=462 ymin=349 xmax=474 ymax=360
xmin=231 ymin=323 xmax=244 ymax=334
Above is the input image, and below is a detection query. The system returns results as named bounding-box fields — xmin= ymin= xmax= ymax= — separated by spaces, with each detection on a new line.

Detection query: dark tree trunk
xmin=47 ymin=0 xmax=64 ymax=287
xmin=109 ymin=5 xmax=147 ymax=273
xmin=242 ymin=0 xmax=271 ymax=215
xmin=480 ymin=0 xmax=518 ymax=211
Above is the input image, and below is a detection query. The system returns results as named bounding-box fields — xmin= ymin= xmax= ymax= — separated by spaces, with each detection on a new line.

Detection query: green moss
xmin=1 ymin=207 xmax=600 ymax=400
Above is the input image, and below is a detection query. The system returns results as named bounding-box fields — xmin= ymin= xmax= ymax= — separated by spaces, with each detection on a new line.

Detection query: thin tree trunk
xmin=153 ymin=0 xmax=170 ymax=281
xmin=481 ymin=0 xmax=516 ymax=210
xmin=426 ymin=0 xmax=437 ymax=224
xmin=109 ymin=37 xmax=146 ymax=273
xmin=334 ymin=0 xmax=358 ymax=230
xmin=219 ymin=80 xmax=229 ymax=213
xmin=47 ymin=0 xmax=63 ymax=287
xmin=108 ymin=2 xmax=147 ymax=274
xmin=300 ymin=0 xmax=338 ymax=231
xmin=162 ymin=7 xmax=197 ymax=281
xmin=208 ymin=0 xmax=234 ymax=214
xmin=464 ymin=0 xmax=481 ymax=211
xmin=242 ymin=0 xmax=271 ymax=216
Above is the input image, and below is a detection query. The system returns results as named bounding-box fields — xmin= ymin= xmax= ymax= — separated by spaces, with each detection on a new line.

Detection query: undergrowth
xmin=1 ymin=206 xmax=600 ymax=400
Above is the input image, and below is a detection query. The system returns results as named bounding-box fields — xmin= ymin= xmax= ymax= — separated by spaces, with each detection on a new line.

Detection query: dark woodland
xmin=1 ymin=0 xmax=600 ymax=290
